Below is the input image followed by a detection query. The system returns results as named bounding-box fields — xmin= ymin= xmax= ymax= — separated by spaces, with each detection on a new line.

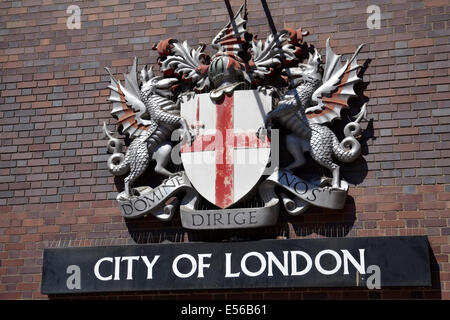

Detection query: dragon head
xmin=140 ymin=66 xmax=178 ymax=98
xmin=283 ymin=48 xmax=323 ymax=87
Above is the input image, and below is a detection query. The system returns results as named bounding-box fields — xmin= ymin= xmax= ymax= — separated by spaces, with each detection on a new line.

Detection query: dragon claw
xmin=257 ymin=125 xmax=271 ymax=140
xmin=182 ymin=129 xmax=195 ymax=145
xmin=305 ymin=105 xmax=323 ymax=114
xmin=117 ymin=191 xmax=131 ymax=201
xmin=258 ymin=85 xmax=280 ymax=98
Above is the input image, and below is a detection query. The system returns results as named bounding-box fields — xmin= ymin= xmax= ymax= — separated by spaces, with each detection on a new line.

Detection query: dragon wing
xmin=161 ymin=41 xmax=210 ymax=91
xmin=105 ymin=57 xmax=152 ymax=138
xmin=306 ymin=38 xmax=364 ymax=125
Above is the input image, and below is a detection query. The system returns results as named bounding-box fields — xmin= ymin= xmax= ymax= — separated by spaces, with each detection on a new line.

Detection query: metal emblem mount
xmin=101 ymin=2 xmax=369 ymax=230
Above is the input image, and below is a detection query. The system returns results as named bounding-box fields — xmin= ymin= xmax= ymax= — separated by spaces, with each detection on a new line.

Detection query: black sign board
xmin=41 ymin=236 xmax=431 ymax=294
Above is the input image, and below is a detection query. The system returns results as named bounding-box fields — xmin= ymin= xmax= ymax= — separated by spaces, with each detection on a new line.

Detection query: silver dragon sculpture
xmin=103 ymin=58 xmax=191 ymax=200
xmin=259 ymin=38 xmax=368 ymax=189
xmin=103 ymin=2 xmax=368 ymax=204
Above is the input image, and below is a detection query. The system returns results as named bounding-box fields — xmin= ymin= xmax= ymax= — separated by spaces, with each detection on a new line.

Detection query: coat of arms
xmin=102 ymin=3 xmax=369 ymax=229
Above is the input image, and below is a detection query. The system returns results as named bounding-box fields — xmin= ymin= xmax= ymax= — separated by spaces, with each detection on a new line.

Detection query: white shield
xmin=180 ymin=90 xmax=272 ymax=209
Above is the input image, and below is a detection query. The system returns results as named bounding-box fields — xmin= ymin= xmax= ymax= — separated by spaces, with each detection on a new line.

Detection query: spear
xmin=222 ymin=0 xmax=242 ymax=36
xmin=258 ymin=0 xmax=313 ymax=132
xmin=223 ymin=0 xmax=235 ymax=21
xmin=258 ymin=0 xmax=296 ymax=83
xmin=260 ymin=0 xmax=278 ymax=35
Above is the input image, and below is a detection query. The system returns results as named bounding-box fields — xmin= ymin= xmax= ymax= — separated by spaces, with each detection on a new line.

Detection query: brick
xmin=408 ymin=38 xmax=434 ymax=47
xmin=22 ymin=219 xmax=43 ymax=227
xmin=392 ymin=127 xmax=419 ymax=136
xmin=377 ymin=203 xmax=403 ymax=212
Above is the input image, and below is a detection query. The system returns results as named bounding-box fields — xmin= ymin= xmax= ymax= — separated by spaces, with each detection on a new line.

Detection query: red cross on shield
xmin=180 ymin=90 xmax=272 ymax=209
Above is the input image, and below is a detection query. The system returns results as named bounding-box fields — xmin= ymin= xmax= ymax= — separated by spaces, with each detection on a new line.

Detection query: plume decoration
xmin=250 ymin=31 xmax=297 ymax=79
xmin=161 ymin=40 xmax=210 ymax=91
xmin=307 ymin=38 xmax=365 ymax=125
xmin=211 ymin=3 xmax=250 ymax=61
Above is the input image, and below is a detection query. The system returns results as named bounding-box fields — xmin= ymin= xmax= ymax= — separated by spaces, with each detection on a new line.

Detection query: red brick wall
xmin=0 ymin=0 xmax=449 ymax=300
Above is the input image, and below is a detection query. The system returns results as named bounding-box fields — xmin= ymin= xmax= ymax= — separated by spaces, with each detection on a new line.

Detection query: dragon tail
xmin=103 ymin=123 xmax=129 ymax=176
xmin=332 ymin=103 xmax=368 ymax=163
xmin=332 ymin=135 xmax=361 ymax=163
